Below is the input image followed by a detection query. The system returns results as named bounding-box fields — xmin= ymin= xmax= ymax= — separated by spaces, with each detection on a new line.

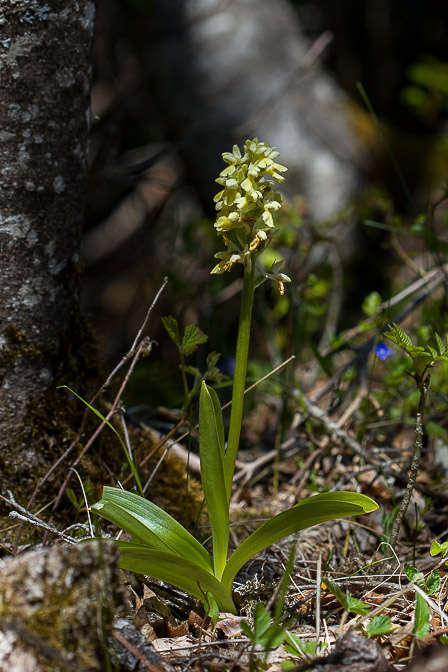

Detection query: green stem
xmin=224 ymin=260 xmax=256 ymax=503
xmin=179 ymin=351 xmax=190 ymax=409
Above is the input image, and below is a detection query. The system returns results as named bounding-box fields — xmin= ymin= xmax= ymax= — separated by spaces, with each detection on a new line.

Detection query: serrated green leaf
xmin=183 ymin=365 xmax=202 ymax=378
xmin=90 ymin=487 xmax=212 ymax=572
xmin=206 ymin=351 xmax=221 ymax=370
xmin=426 ymin=570 xmax=440 ymax=596
xmin=162 ymin=315 xmax=180 ymax=346
xmin=408 ymin=345 xmax=430 ymax=356
xmin=199 ymin=383 xmax=228 ymax=579
xmin=181 ymin=324 xmax=208 ymax=356
xmin=245 ymin=605 xmax=285 ymax=649
xmin=115 ymin=542 xmax=235 ymax=613
xmin=324 ymin=578 xmax=348 ymax=610
xmin=404 ymin=562 xmax=425 ymax=586
xmin=221 ymin=492 xmax=378 ymax=593
xmin=384 ymin=323 xmax=413 ymax=351
xmin=413 ymin=592 xmax=431 ymax=638
xmin=367 ymin=615 xmax=393 ymax=637
xmin=322 ymin=582 xmax=369 ymax=616
xmin=426 ymin=346 xmax=438 ymax=359
xmin=205 ymin=367 xmax=228 ymax=383
xmin=434 ymin=355 xmax=448 ymax=363
xmin=435 ymin=332 xmax=446 ymax=355
xmin=346 ymin=593 xmax=370 ymax=615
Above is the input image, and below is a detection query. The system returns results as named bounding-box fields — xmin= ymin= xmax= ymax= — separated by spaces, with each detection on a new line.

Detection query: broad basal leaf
xmin=90 ymin=487 xmax=212 ymax=572
xmin=115 ymin=542 xmax=236 ymax=614
xmin=199 ymin=383 xmax=229 ymax=579
xmin=221 ymin=492 xmax=378 ymax=592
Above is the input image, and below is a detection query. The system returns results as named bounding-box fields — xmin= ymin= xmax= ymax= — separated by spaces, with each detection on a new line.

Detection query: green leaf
xmin=115 ymin=543 xmax=236 ymax=613
xmin=367 ymin=615 xmax=393 ymax=637
xmin=241 ymin=604 xmax=271 ymax=643
xmin=346 ymin=593 xmax=370 ymax=616
xmin=59 ymin=387 xmax=143 ymax=497
xmin=404 ymin=562 xmax=426 ymax=588
xmin=384 ymin=323 xmax=413 ymax=351
xmin=205 ymin=593 xmax=220 ymax=623
xmin=427 ymin=346 xmax=438 ymax=359
xmin=204 ymin=352 xmax=229 ymax=383
xmin=242 ymin=605 xmax=285 ymax=649
xmin=413 ymin=592 xmax=431 ymax=638
xmin=199 ymin=383 xmax=228 ymax=579
xmin=183 ymin=365 xmax=202 ymax=378
xmin=181 ymin=324 xmax=208 ymax=356
xmin=324 ymin=578 xmax=348 ymax=609
xmin=285 ymin=632 xmax=326 ymax=658
xmin=221 ymin=492 xmax=378 ymax=592
xmin=431 ymin=540 xmax=448 ymax=557
xmin=90 ymin=487 xmax=212 ymax=572
xmin=66 ymin=488 xmax=79 ymax=510
xmin=206 ymin=351 xmax=222 ymax=370
xmin=435 ymin=332 xmax=446 ymax=355
xmin=425 ymin=570 xmax=440 ymax=596
xmin=362 ymin=291 xmax=382 ymax=317
xmin=323 ymin=579 xmax=369 ymax=615
xmin=403 ymin=562 xmax=418 ymax=581
xmin=162 ymin=315 xmax=180 ymax=346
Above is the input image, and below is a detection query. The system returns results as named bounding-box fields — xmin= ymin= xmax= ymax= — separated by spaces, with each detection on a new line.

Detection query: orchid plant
xmin=90 ymin=139 xmax=378 ymax=614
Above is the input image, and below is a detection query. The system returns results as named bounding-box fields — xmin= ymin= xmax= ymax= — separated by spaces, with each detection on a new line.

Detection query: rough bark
xmin=0 ymin=2 xmax=96 ymax=488
xmin=0 ymin=540 xmax=121 ymax=672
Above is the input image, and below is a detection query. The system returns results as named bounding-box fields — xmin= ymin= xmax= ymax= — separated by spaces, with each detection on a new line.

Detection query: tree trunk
xmin=0 ymin=2 xmax=96 ymax=492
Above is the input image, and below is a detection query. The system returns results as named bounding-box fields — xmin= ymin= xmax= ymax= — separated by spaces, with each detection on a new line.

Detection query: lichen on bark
xmin=0 ymin=540 xmax=121 ymax=671
xmin=0 ymin=1 xmax=98 ymax=500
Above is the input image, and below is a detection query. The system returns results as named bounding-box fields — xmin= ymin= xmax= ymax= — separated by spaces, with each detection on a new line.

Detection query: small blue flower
xmin=376 ymin=342 xmax=394 ymax=361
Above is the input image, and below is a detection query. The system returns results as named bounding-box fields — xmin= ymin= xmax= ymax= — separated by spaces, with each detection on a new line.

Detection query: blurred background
xmin=82 ymin=0 xmax=448 ymax=415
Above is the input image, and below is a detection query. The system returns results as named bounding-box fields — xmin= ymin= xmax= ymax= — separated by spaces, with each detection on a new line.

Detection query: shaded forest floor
xmin=5 ymin=197 xmax=448 ymax=670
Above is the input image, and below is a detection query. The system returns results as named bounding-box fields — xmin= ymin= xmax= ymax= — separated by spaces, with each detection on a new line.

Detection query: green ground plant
xmin=161 ymin=316 xmax=228 ymax=411
xmin=89 ymin=139 xmax=378 ymax=614
xmin=383 ymin=324 xmax=448 ymax=549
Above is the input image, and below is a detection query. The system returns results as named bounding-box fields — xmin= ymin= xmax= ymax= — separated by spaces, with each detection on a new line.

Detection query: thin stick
xmin=105 ymin=276 xmax=168 ymax=386
xmin=44 ymin=339 xmax=147 ymax=541
xmin=316 ymin=555 xmax=322 ymax=651
xmin=69 ymin=467 xmax=94 ymax=537
xmin=414 ymin=584 xmax=448 ymax=626
xmin=320 ymin=262 xmax=448 ymax=359
xmin=388 ymin=374 xmax=430 ymax=550
xmin=134 ymin=355 xmax=296 ymax=487
xmin=0 ymin=492 xmax=76 ymax=545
